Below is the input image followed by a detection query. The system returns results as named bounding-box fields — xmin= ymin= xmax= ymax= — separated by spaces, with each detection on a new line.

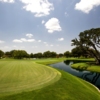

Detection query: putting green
xmin=0 ymin=60 xmax=61 ymax=96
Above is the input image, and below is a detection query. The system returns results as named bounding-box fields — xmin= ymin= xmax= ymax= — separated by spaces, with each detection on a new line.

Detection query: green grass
xmin=0 ymin=60 xmax=61 ymax=97
xmin=33 ymin=58 xmax=66 ymax=65
xmin=0 ymin=70 xmax=100 ymax=100
xmin=0 ymin=58 xmax=100 ymax=100
xmin=71 ymin=62 xmax=100 ymax=73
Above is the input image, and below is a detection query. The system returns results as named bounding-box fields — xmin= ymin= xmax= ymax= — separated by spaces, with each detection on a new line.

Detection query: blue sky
xmin=0 ymin=0 xmax=100 ymax=54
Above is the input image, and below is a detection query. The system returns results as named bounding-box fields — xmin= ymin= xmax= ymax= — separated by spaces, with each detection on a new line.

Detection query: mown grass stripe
xmin=0 ymin=60 xmax=61 ymax=96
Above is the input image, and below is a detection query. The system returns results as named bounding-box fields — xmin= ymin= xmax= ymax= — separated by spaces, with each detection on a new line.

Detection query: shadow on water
xmin=50 ymin=61 xmax=100 ymax=89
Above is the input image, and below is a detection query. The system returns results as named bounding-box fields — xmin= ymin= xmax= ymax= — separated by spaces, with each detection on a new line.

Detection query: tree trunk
xmin=88 ymin=49 xmax=100 ymax=65
xmin=96 ymin=59 xmax=100 ymax=65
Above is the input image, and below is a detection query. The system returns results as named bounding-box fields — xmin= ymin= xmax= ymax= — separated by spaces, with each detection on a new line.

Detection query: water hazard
xmin=50 ymin=62 xmax=100 ymax=89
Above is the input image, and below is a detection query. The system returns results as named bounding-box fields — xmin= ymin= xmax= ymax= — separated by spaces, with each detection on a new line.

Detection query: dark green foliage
xmin=71 ymin=28 xmax=100 ymax=64
xmin=71 ymin=46 xmax=88 ymax=58
xmin=64 ymin=51 xmax=71 ymax=58
xmin=0 ymin=50 xmax=4 ymax=58
xmin=58 ymin=53 xmax=64 ymax=58
xmin=43 ymin=51 xmax=57 ymax=58
xmin=13 ymin=50 xmax=28 ymax=59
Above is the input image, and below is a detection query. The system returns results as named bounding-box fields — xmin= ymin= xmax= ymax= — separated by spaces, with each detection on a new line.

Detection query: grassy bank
xmin=71 ymin=62 xmax=100 ymax=73
xmin=0 ymin=59 xmax=100 ymax=100
xmin=33 ymin=58 xmax=66 ymax=65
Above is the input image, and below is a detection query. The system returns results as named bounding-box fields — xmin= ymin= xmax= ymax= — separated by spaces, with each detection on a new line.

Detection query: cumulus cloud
xmin=58 ymin=38 xmax=64 ymax=41
xmin=20 ymin=0 xmax=54 ymax=17
xmin=26 ymin=33 xmax=33 ymax=38
xmin=0 ymin=0 xmax=14 ymax=3
xmin=13 ymin=39 xmax=23 ymax=43
xmin=45 ymin=18 xmax=62 ymax=33
xmin=0 ymin=40 xmax=5 ymax=43
xmin=27 ymin=39 xmax=35 ymax=42
xmin=13 ymin=38 xmax=35 ymax=43
xmin=42 ymin=20 xmax=45 ymax=24
xmin=75 ymin=0 xmax=100 ymax=13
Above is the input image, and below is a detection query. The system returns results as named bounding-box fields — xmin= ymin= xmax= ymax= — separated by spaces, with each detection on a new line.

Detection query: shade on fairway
xmin=0 ymin=60 xmax=61 ymax=96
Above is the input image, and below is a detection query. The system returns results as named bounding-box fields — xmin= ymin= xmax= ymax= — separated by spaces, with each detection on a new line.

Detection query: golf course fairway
xmin=0 ymin=60 xmax=61 ymax=96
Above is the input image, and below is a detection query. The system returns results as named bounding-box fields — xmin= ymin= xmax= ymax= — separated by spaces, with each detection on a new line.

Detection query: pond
xmin=50 ymin=62 xmax=100 ymax=89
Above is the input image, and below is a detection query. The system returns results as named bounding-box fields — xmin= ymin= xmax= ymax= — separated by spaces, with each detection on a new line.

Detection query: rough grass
xmin=0 ymin=60 xmax=61 ymax=97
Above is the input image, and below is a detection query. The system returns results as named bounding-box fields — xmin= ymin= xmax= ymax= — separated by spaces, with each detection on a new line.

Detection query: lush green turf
xmin=71 ymin=62 xmax=100 ymax=72
xmin=0 ymin=70 xmax=100 ymax=100
xmin=0 ymin=60 xmax=61 ymax=97
xmin=33 ymin=58 xmax=66 ymax=65
xmin=0 ymin=58 xmax=100 ymax=100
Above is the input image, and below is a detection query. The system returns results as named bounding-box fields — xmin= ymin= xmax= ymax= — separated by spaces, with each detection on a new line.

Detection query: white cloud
xmin=13 ymin=38 xmax=35 ymax=43
xmin=27 ymin=39 xmax=35 ymax=42
xmin=42 ymin=20 xmax=45 ymax=24
xmin=45 ymin=18 xmax=62 ymax=33
xmin=26 ymin=33 xmax=33 ymax=38
xmin=0 ymin=40 xmax=5 ymax=43
xmin=20 ymin=0 xmax=54 ymax=17
xmin=75 ymin=0 xmax=100 ymax=13
xmin=58 ymin=38 xmax=64 ymax=41
xmin=38 ymin=40 xmax=42 ymax=42
xmin=13 ymin=39 xmax=22 ymax=43
xmin=0 ymin=0 xmax=14 ymax=3
xmin=20 ymin=38 xmax=27 ymax=42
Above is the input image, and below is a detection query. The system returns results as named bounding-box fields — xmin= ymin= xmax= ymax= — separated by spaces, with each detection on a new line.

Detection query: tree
xmin=13 ymin=50 xmax=28 ymax=59
xmin=30 ymin=53 xmax=34 ymax=58
xmin=64 ymin=51 xmax=71 ymax=58
xmin=0 ymin=50 xmax=4 ymax=58
xmin=50 ymin=52 xmax=57 ymax=58
xmin=5 ymin=51 xmax=11 ymax=58
xmin=71 ymin=46 xmax=88 ymax=58
xmin=58 ymin=53 xmax=64 ymax=58
xmin=43 ymin=51 xmax=51 ymax=58
xmin=10 ymin=50 xmax=16 ymax=57
xmin=43 ymin=51 xmax=57 ymax=58
xmin=71 ymin=28 xmax=100 ymax=64
xmin=36 ymin=53 xmax=43 ymax=58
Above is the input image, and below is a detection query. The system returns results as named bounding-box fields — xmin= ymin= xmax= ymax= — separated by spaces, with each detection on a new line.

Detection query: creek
xmin=50 ymin=62 xmax=100 ymax=89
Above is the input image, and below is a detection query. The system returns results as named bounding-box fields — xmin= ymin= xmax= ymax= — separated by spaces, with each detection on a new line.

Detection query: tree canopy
xmin=0 ymin=50 xmax=4 ymax=58
xmin=71 ymin=28 xmax=100 ymax=64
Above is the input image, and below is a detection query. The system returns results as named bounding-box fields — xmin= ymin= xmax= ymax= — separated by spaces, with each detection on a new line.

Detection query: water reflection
xmin=50 ymin=61 xmax=100 ymax=89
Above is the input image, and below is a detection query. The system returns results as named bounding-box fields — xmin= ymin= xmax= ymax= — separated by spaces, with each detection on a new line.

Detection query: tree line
xmin=0 ymin=47 xmax=92 ymax=59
